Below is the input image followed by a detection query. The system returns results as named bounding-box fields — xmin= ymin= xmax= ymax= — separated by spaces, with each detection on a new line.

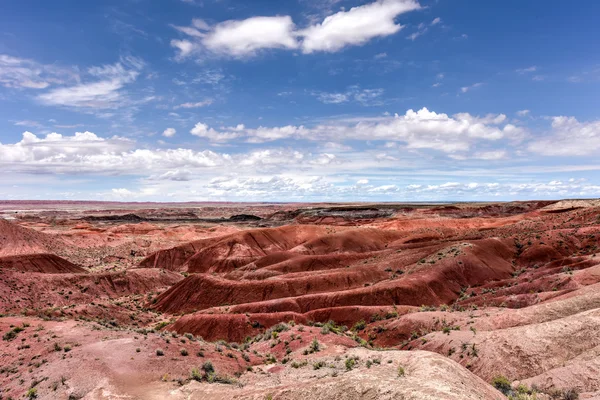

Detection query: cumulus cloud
xmin=300 ymin=0 xmax=420 ymax=53
xmin=0 ymin=131 xmax=227 ymax=175
xmin=198 ymin=177 xmax=600 ymax=201
xmin=190 ymin=122 xmax=242 ymax=142
xmin=0 ymin=130 xmax=356 ymax=185
xmin=188 ymin=108 xmax=515 ymax=157
xmin=170 ymin=0 xmax=420 ymax=58
xmin=149 ymin=169 xmax=192 ymax=181
xmin=517 ymin=109 xmax=530 ymax=117
xmin=0 ymin=131 xmax=132 ymax=166
xmin=203 ymin=16 xmax=298 ymax=57
xmin=4 ymin=124 xmax=600 ymax=202
xmin=207 ymin=175 xmax=333 ymax=198
xmin=162 ymin=128 xmax=176 ymax=138
xmin=171 ymin=39 xmax=195 ymax=59
xmin=529 ymin=116 xmax=600 ymax=156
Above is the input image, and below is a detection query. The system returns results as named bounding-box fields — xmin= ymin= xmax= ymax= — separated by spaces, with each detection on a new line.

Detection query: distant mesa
xmin=228 ymin=214 xmax=262 ymax=222
xmin=83 ymin=213 xmax=147 ymax=222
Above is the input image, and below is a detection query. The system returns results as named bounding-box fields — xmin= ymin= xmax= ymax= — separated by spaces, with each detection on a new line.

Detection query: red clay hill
xmin=1 ymin=199 xmax=600 ymax=399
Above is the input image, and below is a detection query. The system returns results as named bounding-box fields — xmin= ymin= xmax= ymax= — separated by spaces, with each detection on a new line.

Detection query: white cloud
xmin=314 ymin=87 xmax=385 ymax=106
xmin=516 ymin=109 xmax=530 ymax=117
xmin=4 ymin=126 xmax=600 ymax=202
xmin=460 ymin=82 xmax=483 ymax=93
xmin=0 ymin=131 xmax=228 ymax=175
xmin=529 ymin=116 xmax=600 ymax=156
xmin=317 ymin=92 xmax=349 ymax=104
xmin=186 ymin=108 xmax=514 ymax=157
xmin=174 ymin=99 xmax=213 ymax=109
xmin=406 ymin=16 xmax=440 ymax=41
xmin=162 ymin=128 xmax=176 ymax=138
xmin=13 ymin=120 xmax=42 ymax=128
xmin=301 ymin=0 xmax=420 ymax=53
xmin=207 ymin=175 xmax=333 ymax=198
xmin=171 ymin=39 xmax=195 ymax=59
xmin=473 ymin=150 xmax=507 ymax=160
xmin=192 ymin=69 xmax=225 ymax=85
xmin=192 ymin=19 xmax=211 ymax=31
xmin=516 ymin=66 xmax=537 ymax=74
xmin=36 ymin=56 xmax=144 ymax=109
xmin=170 ymin=0 xmax=420 ymax=58
xmin=190 ymin=122 xmax=242 ymax=142
xmin=203 ymin=16 xmax=298 ymax=57
xmin=0 ymin=131 xmax=132 ymax=167
xmin=149 ymin=169 xmax=192 ymax=181
xmin=0 ymin=54 xmax=78 ymax=90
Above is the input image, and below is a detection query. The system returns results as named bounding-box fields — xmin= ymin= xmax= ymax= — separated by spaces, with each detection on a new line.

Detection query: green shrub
xmin=202 ymin=361 xmax=214 ymax=374
xmin=309 ymin=338 xmax=320 ymax=353
xmin=313 ymin=361 xmax=326 ymax=370
xmin=345 ymin=358 xmax=356 ymax=371
xmin=352 ymin=320 xmax=366 ymax=331
xmin=190 ymin=367 xmax=202 ymax=382
xmin=492 ymin=375 xmax=511 ymax=395
xmin=397 ymin=365 xmax=405 ymax=377
xmin=26 ymin=388 xmax=38 ymax=399
xmin=3 ymin=326 xmax=24 ymax=341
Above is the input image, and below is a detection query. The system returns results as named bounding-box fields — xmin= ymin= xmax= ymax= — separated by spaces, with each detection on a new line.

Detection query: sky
xmin=0 ymin=0 xmax=599 ymax=202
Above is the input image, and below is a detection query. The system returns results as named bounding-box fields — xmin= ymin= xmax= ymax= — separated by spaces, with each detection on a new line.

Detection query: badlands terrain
xmin=1 ymin=199 xmax=600 ymax=399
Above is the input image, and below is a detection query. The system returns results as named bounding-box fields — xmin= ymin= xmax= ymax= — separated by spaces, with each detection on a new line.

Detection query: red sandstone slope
xmin=152 ymin=230 xmax=516 ymax=327
xmin=0 ymin=218 xmax=85 ymax=274
xmin=139 ymin=225 xmax=332 ymax=272
xmin=0 ymin=218 xmax=65 ymax=256
xmin=0 ymin=253 xmax=85 ymax=273
xmin=0 ymin=268 xmax=183 ymax=314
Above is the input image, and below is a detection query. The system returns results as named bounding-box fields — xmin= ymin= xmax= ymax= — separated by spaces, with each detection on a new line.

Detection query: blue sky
xmin=1 ymin=0 xmax=599 ymax=201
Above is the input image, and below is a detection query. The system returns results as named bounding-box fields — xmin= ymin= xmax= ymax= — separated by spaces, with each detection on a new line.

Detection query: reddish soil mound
xmin=0 ymin=253 xmax=85 ymax=273
xmin=0 ymin=268 xmax=183 ymax=314
xmin=140 ymin=225 xmax=331 ymax=272
xmin=153 ymin=235 xmax=515 ymax=320
xmin=0 ymin=218 xmax=65 ymax=256
xmin=291 ymin=228 xmax=404 ymax=255
xmin=171 ymin=305 xmax=414 ymax=342
xmin=153 ymin=264 xmax=391 ymax=314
